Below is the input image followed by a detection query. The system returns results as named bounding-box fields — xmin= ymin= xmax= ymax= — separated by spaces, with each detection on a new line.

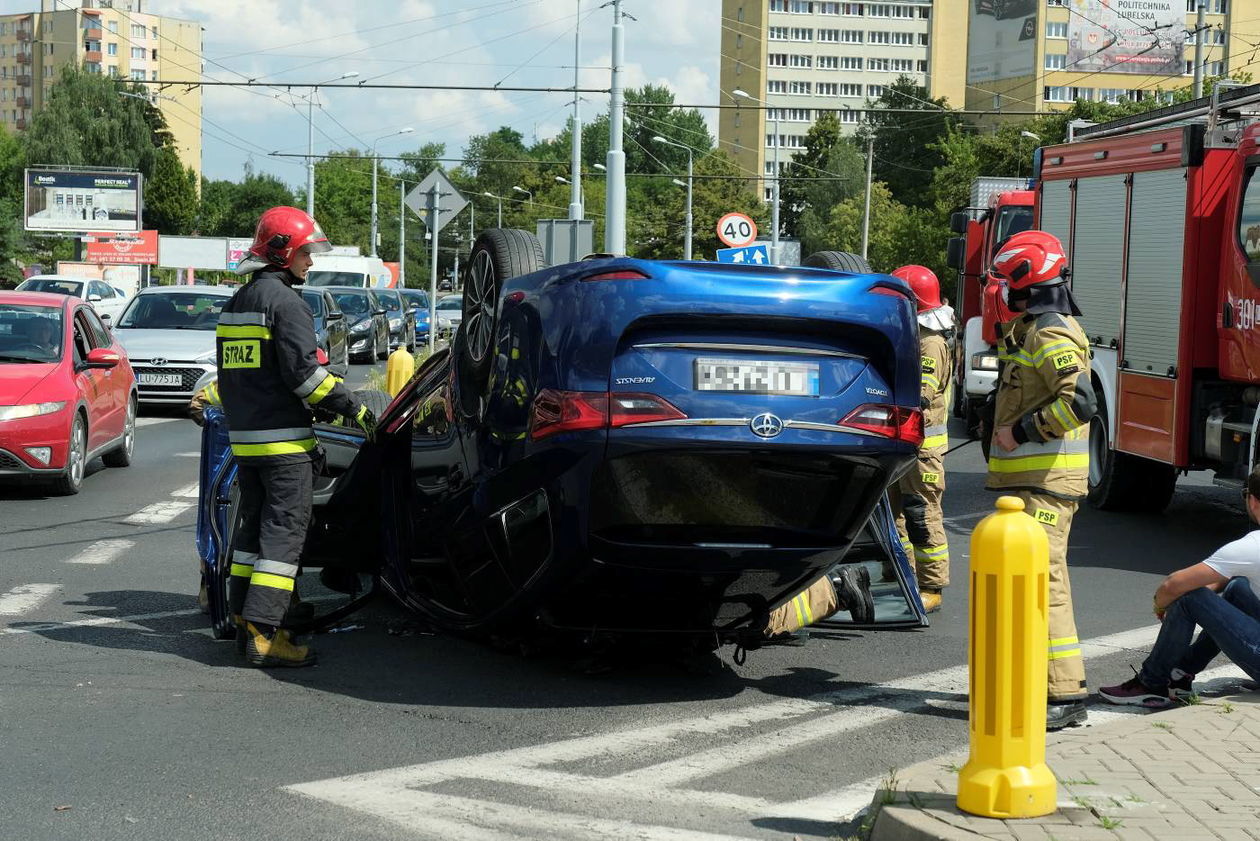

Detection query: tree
xmin=857 ymin=77 xmax=960 ymax=209
xmin=780 ymin=113 xmax=865 ymax=242
xmin=199 ymin=171 xmax=296 ymax=238
xmin=145 ymin=147 xmax=197 ymax=235
xmin=585 ymin=84 xmax=712 ymax=174
xmin=397 ymin=142 xmax=447 ymax=185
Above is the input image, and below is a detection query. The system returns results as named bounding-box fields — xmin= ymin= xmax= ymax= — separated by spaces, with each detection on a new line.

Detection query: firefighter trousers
xmin=228 ymin=461 xmax=314 ymax=627
xmin=1015 ymin=489 xmax=1088 ymax=702
xmin=887 ymin=448 xmax=949 ymax=590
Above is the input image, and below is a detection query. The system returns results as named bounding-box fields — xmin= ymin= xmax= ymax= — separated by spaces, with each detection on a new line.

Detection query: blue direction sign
xmin=715 ymin=243 xmax=770 ymax=265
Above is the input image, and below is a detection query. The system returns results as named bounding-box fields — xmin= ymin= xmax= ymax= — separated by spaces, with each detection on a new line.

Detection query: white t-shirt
xmin=1203 ymin=530 xmax=1260 ymax=594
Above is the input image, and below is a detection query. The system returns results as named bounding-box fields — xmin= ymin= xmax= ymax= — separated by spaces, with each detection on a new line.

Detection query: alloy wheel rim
xmin=124 ymin=398 xmax=136 ymax=457
xmin=465 ymin=250 xmax=496 ymax=363
xmin=70 ymin=421 xmax=85 ymax=485
xmin=1088 ymin=415 xmax=1105 ymax=487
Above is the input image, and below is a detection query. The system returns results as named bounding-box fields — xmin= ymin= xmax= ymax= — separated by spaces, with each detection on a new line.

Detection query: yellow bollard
xmin=956 ymin=496 xmax=1057 ymax=819
xmin=385 ymin=346 xmax=415 ymax=396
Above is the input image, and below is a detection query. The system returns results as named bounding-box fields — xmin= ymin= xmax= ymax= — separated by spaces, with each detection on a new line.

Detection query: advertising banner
xmin=968 ymin=0 xmax=1038 ymax=83
xmin=226 ymin=238 xmax=252 ymax=272
xmin=1066 ymin=0 xmax=1186 ymax=75
xmin=24 ymin=169 xmax=141 ymax=233
xmin=84 ymin=230 xmax=158 ymax=265
xmin=56 ymin=261 xmax=143 ymax=298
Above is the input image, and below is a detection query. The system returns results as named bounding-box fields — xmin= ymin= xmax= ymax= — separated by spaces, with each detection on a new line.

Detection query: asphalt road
xmin=1 ymin=371 xmax=1253 ymax=841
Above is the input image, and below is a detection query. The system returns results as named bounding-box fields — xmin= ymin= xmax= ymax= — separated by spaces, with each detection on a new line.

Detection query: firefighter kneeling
xmin=985 ymin=230 xmax=1096 ymax=730
xmin=218 ymin=206 xmax=377 ymax=668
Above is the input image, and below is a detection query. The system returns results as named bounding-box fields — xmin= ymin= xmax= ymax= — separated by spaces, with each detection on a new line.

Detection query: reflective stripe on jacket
xmin=986 ymin=312 xmax=1096 ymax=499
xmin=216 ymin=270 xmax=359 ymax=464
xmin=920 ymin=330 xmax=950 ymax=453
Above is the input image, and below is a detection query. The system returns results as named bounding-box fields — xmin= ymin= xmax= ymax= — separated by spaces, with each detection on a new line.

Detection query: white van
xmin=305 ymin=253 xmax=392 ymax=288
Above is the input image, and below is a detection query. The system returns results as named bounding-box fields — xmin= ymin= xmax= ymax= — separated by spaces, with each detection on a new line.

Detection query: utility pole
xmin=771 ymin=110 xmax=780 ymax=265
xmin=605 ymin=0 xmax=626 ymax=254
xmin=469 ymin=202 xmax=475 ymax=243
xmin=1193 ymin=1 xmax=1207 ymax=98
xmin=306 ymin=95 xmax=316 ymax=217
xmin=569 ymin=0 xmax=584 ymax=221
xmin=399 ymin=179 xmax=406 ymax=289
xmin=428 ymin=185 xmax=440 ymax=353
xmin=861 ymin=134 xmax=874 ymax=261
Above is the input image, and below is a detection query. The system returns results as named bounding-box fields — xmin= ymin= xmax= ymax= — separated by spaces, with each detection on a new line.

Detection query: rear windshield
xmin=18 ymin=278 xmax=83 ymax=297
xmin=301 ymin=290 xmax=324 ymax=316
xmin=333 ymin=292 xmax=370 ymax=316
xmin=401 ymin=290 xmax=430 ymax=309
xmin=437 ymin=298 xmax=461 ymax=310
xmin=118 ymin=293 xmax=227 ymax=330
xmin=379 ymin=292 xmax=402 ymax=313
xmin=307 ymin=270 xmax=367 ymax=287
xmin=0 ymin=304 xmax=64 ymax=362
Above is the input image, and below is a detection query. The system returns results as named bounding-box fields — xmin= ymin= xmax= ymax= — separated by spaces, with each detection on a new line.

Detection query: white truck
xmin=305 ymin=251 xmax=392 ymax=289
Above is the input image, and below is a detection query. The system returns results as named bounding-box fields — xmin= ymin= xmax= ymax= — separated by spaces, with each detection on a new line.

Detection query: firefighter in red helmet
xmin=886 ymin=265 xmax=953 ymax=613
xmin=217 ymin=206 xmax=377 ymax=667
xmin=986 ymin=229 xmax=1097 ymax=729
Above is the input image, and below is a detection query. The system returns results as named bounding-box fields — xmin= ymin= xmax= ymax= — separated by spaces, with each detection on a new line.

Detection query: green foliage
xmin=781 ymin=112 xmax=863 ymax=240
xmin=145 ymin=147 xmax=198 ymax=235
xmin=858 ymin=78 xmax=960 ymax=209
xmin=198 ymin=172 xmax=297 ymax=238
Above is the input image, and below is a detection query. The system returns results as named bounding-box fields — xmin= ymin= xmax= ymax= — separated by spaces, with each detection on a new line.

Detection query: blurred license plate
xmin=139 ymin=372 xmax=181 ymax=387
xmin=694 ymin=358 xmax=819 ymax=395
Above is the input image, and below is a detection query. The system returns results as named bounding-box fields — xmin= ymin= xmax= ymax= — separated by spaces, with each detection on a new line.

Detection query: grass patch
xmin=1179 ymin=693 xmax=1204 ymax=706
xmin=1098 ymin=816 xmax=1123 ymax=830
xmin=1151 ymin=721 xmax=1173 ymax=731
xmin=1126 ymin=793 xmax=1146 ymax=804
xmin=1058 ymin=775 xmax=1098 ymax=785
xmin=941 ymin=762 xmax=962 ymax=774
xmin=1071 ymin=795 xmax=1093 ymax=809
xmin=1220 ymin=701 xmax=1236 ymax=714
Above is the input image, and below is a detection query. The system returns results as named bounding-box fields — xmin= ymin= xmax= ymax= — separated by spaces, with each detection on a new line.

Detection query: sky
xmin=0 ymin=0 xmax=724 ymax=185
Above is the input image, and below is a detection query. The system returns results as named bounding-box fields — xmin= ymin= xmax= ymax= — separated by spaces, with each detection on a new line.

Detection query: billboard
xmin=56 ymin=261 xmax=143 ymax=298
xmin=84 ymin=231 xmax=158 ymax=265
xmin=226 ymin=238 xmax=252 ymax=272
xmin=1066 ymin=0 xmax=1186 ymax=75
xmin=967 ymin=0 xmax=1038 ymax=84
xmin=24 ymin=169 xmax=141 ymax=233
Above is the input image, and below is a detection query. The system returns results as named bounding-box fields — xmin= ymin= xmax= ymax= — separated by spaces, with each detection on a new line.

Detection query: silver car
xmin=113 ymin=286 xmax=232 ymax=404
xmin=435 ymin=294 xmax=463 ymax=338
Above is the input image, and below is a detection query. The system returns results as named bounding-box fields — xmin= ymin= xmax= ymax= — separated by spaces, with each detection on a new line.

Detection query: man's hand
xmin=355 ymin=405 xmax=378 ymax=443
xmin=994 ymin=424 xmax=1019 ymax=453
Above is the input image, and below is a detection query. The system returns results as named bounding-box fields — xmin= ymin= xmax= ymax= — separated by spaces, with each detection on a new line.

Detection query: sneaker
xmin=1099 ymin=673 xmax=1174 ymax=708
xmin=1169 ymin=669 xmax=1195 ymax=701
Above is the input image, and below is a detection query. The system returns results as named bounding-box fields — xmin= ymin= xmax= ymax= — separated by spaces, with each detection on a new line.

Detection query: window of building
xmin=107 ymin=65 xmax=118 ymax=78
xmin=770 ymin=0 xmax=788 ymax=9
xmin=819 ymin=28 xmax=840 ymax=41
xmin=107 ymin=42 xmax=117 ymax=56
xmin=85 ymin=62 xmax=101 ymax=74
xmin=818 ymin=54 xmax=840 ymax=68
xmin=820 ymin=2 xmax=843 ymax=13
xmin=1046 ymin=21 xmax=1068 ymax=38
xmin=769 ymin=53 xmax=789 ymax=66
xmin=867 ymin=84 xmax=885 ymax=96
xmin=1126 ymin=88 xmax=1148 ymax=100
xmin=766 ymin=133 xmax=778 ymax=148
xmin=842 ymin=2 xmax=863 ymax=13
xmin=1212 ymin=28 xmax=1226 ymax=44
xmin=151 ymin=49 xmax=158 ymax=60
xmin=1045 ymin=53 xmax=1065 ymax=70
xmin=1044 ymin=85 xmax=1070 ymax=101
xmin=107 ymin=20 xmax=118 ymax=34
xmin=840 ymin=82 xmax=863 ymax=95
xmin=869 ymin=30 xmax=891 ymax=43
xmin=130 ymin=23 xmax=146 ymax=38
xmin=130 ymin=69 xmax=144 ymax=80
xmin=1072 ymin=86 xmax=1094 ymax=100
xmin=768 ymin=79 xmax=789 ymax=93
xmin=888 ymin=4 xmax=915 ymax=16
xmin=1049 ymin=0 xmax=1066 ymax=5
xmin=890 ymin=31 xmax=914 ymax=44
xmin=868 ymin=57 xmax=890 ymax=71
xmin=790 ymin=54 xmax=813 ymax=67
xmin=1210 ymin=59 xmax=1226 ymax=75
xmin=1099 ymin=87 xmax=1123 ymax=103
xmin=841 ymin=28 xmax=863 ymax=41
xmin=890 ymin=57 xmax=914 ymax=72
xmin=1184 ymin=60 xmax=1194 ymax=75
xmin=841 ymin=55 xmax=863 ymax=69
xmin=790 ymin=0 xmax=815 ymax=11
xmin=868 ymin=3 xmax=891 ymax=15
xmin=918 ymin=32 xmax=929 ymax=45
xmin=131 ymin=46 xmax=145 ymax=60
xmin=789 ymin=80 xmax=812 ymax=94
xmin=0 ymin=45 xmax=6 ymax=59
xmin=1213 ymin=0 xmax=1227 ymax=12
xmin=840 ymin=108 xmax=860 ymax=122
xmin=770 ymin=26 xmax=790 ymax=39
xmin=918 ymin=5 xmax=930 ymax=16
xmin=817 ymin=82 xmax=838 ymax=96
xmin=84 ymin=40 xmax=100 ymax=52
xmin=47 ymin=43 xmax=54 ymax=55
xmin=918 ymin=59 xmax=928 ymax=72
xmin=791 ymin=27 xmax=814 ymax=40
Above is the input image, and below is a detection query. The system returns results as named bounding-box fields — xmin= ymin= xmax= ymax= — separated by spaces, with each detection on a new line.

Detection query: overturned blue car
xmin=198 ymin=231 xmax=929 ymax=650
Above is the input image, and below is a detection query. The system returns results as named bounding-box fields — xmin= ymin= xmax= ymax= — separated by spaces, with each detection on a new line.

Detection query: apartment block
xmin=0 ymin=0 xmax=202 ymax=178
xmin=720 ymin=0 xmax=968 ymax=187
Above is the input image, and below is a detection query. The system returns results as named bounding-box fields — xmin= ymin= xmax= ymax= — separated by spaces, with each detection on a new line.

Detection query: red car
xmin=0 ymin=291 xmax=137 ymax=494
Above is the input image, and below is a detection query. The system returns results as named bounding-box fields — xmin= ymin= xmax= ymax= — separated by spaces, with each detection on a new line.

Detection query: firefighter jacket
xmin=986 ymin=312 xmax=1096 ymax=500
xmin=919 ymin=330 xmax=950 ymax=453
xmin=188 ymin=379 xmax=220 ymax=426
xmin=215 ymin=270 xmax=360 ymax=464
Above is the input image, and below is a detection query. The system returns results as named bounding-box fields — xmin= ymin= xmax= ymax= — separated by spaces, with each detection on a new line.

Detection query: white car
xmin=435 ymin=295 xmax=463 ymax=337
xmin=112 ymin=286 xmax=233 ymax=404
xmin=17 ymin=275 xmax=129 ymax=324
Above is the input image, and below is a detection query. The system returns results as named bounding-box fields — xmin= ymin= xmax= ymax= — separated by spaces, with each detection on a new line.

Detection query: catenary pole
xmin=861 ymin=134 xmax=873 ymax=261
xmin=604 ymin=0 xmax=626 ymax=253
xmin=399 ymin=180 xmax=406 ymax=289
xmin=1193 ymin=1 xmax=1207 ymax=99
xmin=569 ymin=0 xmax=584 ymax=221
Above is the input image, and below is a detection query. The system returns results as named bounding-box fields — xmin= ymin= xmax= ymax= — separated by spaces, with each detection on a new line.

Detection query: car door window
xmin=71 ymin=310 xmax=92 ymax=364
xmin=81 ymin=308 xmax=111 ymax=348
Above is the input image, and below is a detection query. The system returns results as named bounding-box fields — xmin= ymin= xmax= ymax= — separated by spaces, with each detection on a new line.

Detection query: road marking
xmin=175 ymin=452 xmax=201 ymax=457
xmin=125 ymin=500 xmax=195 ymax=525
xmin=136 ymin=417 xmax=183 ymax=427
xmin=171 ymin=482 xmax=200 ymax=499
xmin=66 ymin=538 xmax=135 ymax=565
xmin=286 ymin=622 xmax=1201 ymax=841
xmin=1 ymin=595 xmax=341 ymax=636
xmin=0 ymin=584 xmax=60 ymax=616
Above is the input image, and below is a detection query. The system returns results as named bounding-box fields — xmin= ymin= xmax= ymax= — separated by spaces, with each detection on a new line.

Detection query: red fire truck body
xmin=1035 ymin=110 xmax=1260 ymax=510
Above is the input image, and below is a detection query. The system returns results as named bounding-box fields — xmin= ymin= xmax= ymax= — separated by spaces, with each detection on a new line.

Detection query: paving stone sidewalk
xmin=868 ymin=693 xmax=1260 ymax=841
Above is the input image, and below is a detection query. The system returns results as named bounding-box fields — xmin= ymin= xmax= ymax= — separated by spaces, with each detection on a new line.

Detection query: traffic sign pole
xmin=429 ymin=185 xmax=440 ymax=353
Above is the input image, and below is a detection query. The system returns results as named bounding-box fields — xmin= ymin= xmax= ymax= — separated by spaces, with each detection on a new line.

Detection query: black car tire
xmin=462 ymin=229 xmax=544 ymax=391
xmin=102 ymin=394 xmax=136 ymax=468
xmin=52 ymin=413 xmax=87 ymax=495
xmin=802 ymin=251 xmax=873 ymax=273
xmin=353 ymin=388 xmax=392 ymax=418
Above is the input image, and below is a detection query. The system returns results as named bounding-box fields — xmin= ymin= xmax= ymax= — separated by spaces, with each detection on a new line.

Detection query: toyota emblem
xmin=150 ymin=357 xmax=168 ymax=367
xmin=750 ymin=413 xmax=784 ymax=439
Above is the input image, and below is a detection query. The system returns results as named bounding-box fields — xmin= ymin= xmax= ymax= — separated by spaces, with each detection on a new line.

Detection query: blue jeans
xmin=1138 ymin=577 xmax=1260 ymax=689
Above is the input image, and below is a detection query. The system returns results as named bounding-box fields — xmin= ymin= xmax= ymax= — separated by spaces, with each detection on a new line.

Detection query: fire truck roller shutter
xmin=1039 ymin=179 xmax=1072 ymax=250
xmin=1123 ymin=169 xmax=1187 ymax=378
xmin=1070 ymin=174 xmax=1126 ymax=349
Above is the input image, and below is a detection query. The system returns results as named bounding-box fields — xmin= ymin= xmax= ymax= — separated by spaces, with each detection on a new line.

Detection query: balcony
xmin=16 ymin=53 xmax=30 ymax=65
xmin=83 ymin=50 xmax=102 ymax=63
xmin=17 ymin=117 xmax=27 ymax=131
xmin=17 ymin=96 xmax=29 ymax=108
xmin=16 ymin=30 xmax=31 ymax=42
xmin=84 ymin=27 xmax=102 ymax=40
xmin=17 ymin=75 xmax=32 ymax=87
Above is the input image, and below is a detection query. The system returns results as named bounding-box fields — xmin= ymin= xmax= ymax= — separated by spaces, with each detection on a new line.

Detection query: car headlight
xmin=0 ymin=402 xmax=66 ymax=421
xmin=389 ymin=318 xmax=402 ymax=330
xmin=971 ymin=353 xmax=999 ymax=371
xmin=350 ymin=321 xmax=371 ymax=334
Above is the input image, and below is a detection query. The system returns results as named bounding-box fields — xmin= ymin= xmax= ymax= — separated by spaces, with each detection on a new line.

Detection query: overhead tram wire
xmin=131 ymin=80 xmax=610 ymax=93
xmin=493 ymin=3 xmax=602 ymax=89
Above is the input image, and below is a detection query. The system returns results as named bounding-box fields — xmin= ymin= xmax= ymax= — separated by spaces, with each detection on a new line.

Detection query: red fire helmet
xmin=988 ymin=230 xmax=1068 ymax=290
xmin=247 ymin=206 xmax=332 ymax=270
xmin=890 ymin=264 xmax=943 ymax=313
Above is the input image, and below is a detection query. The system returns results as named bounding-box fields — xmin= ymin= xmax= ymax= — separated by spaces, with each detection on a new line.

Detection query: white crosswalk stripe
xmin=136 ymin=417 xmax=183 ymax=427
xmin=0 ymin=584 xmax=60 ymax=616
xmin=66 ymin=538 xmax=136 ymax=565
xmin=125 ymin=500 xmax=195 ymax=525
xmin=171 ymin=482 xmax=200 ymax=499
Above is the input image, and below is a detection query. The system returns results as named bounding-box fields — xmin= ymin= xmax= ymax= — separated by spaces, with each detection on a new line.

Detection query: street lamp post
xmin=483 ymin=192 xmax=503 ymax=227
xmin=304 ymin=71 xmax=358 ymax=217
xmin=652 ymin=135 xmax=694 ymax=260
xmin=512 ymin=185 xmax=533 ymax=205
xmin=1019 ymin=130 xmax=1040 ymax=179
xmin=369 ymin=127 xmax=414 ymax=258
xmin=732 ymin=89 xmax=778 ymax=265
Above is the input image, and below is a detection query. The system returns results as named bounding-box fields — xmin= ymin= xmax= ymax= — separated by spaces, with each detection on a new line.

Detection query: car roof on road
xmin=0 ymin=290 xmax=75 ymax=308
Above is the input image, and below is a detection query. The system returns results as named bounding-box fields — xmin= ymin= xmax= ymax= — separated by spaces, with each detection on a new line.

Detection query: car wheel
xmin=53 ymin=413 xmax=87 ymax=495
xmin=102 ymin=394 xmax=136 ymax=468
xmin=802 ymin=251 xmax=873 ymax=273
xmin=462 ymin=229 xmax=544 ymax=390
xmin=354 ymin=388 xmax=392 ymax=418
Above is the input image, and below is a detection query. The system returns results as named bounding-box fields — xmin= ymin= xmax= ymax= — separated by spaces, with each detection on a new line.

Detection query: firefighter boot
xmin=832 ymin=564 xmax=875 ymax=625
xmin=1046 ymin=699 xmax=1088 ymax=730
xmin=243 ymin=621 xmax=317 ymax=668
xmin=921 ymin=589 xmax=942 ymax=614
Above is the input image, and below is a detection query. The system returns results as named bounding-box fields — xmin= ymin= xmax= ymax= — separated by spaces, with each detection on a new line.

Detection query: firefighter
xmin=218 ymin=206 xmax=377 ymax=668
xmin=985 ymin=229 xmax=1097 ymax=730
xmin=884 ymin=265 xmax=952 ymax=614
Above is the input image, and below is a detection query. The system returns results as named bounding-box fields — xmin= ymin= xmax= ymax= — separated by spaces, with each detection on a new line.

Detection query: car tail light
xmin=530 ymin=390 xmax=687 ymax=439
xmin=838 ymin=404 xmax=924 ymax=446
xmin=581 ymin=270 xmax=651 ymax=282
xmin=608 ymin=393 xmax=686 ymax=428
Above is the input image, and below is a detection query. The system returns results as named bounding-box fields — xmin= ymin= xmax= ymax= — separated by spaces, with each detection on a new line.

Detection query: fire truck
xmin=1033 ymin=83 xmax=1260 ymax=511
xmin=946 ymin=178 xmax=1035 ymax=431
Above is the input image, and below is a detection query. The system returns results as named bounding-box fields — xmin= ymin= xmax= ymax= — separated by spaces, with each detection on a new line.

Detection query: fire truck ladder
xmin=1075 ymin=82 xmax=1260 ymax=141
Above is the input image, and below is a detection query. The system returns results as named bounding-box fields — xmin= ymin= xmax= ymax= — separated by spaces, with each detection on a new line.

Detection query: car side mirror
xmin=84 ymin=348 xmax=120 ymax=369
xmin=375 ymin=308 xmax=387 ymax=316
xmin=87 ymin=293 xmax=103 ymax=303
xmin=947 ymin=237 xmax=966 ymax=271
xmin=327 ymin=310 xmax=343 ymax=321
xmin=949 ymin=211 xmax=970 ymax=235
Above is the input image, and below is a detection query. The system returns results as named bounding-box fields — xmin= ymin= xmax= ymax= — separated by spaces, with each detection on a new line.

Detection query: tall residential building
xmin=720 ymin=0 xmax=968 ymax=191
xmin=965 ymin=0 xmax=1260 ymax=122
xmin=0 ymin=0 xmax=202 ymax=177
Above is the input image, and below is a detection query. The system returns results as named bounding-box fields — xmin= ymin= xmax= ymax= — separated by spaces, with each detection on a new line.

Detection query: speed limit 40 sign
xmin=716 ymin=212 xmax=758 ymax=248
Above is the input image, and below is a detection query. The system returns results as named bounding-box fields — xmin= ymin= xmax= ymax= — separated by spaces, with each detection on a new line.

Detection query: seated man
xmin=1100 ymin=467 xmax=1260 ymax=708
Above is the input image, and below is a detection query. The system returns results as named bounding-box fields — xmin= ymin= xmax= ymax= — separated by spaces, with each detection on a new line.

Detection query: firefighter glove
xmin=355 ymin=405 xmax=378 ymax=443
